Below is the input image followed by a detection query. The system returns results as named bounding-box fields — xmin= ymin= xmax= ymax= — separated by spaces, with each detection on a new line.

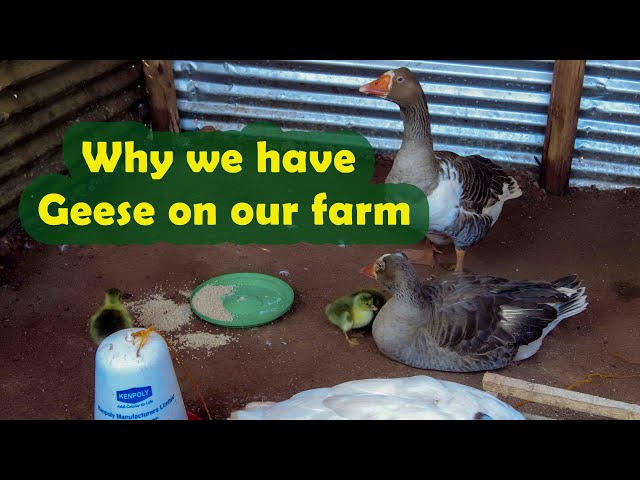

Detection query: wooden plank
xmin=0 ymin=106 xmax=143 ymax=233
xmin=522 ymin=413 xmax=555 ymax=421
xmin=483 ymin=372 xmax=640 ymax=420
xmin=0 ymin=60 xmax=130 ymax=124
xmin=0 ymin=60 xmax=71 ymax=91
xmin=0 ymin=149 xmax=66 ymax=220
xmin=541 ymin=60 xmax=586 ymax=195
xmin=0 ymin=64 xmax=141 ymax=152
xmin=142 ymin=60 xmax=179 ymax=132
xmin=0 ymin=87 xmax=142 ymax=182
xmin=0 ymin=90 xmax=142 ymax=210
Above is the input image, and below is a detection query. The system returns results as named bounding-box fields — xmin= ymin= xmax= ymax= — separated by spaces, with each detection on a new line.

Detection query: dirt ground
xmin=1 ymin=161 xmax=639 ymax=420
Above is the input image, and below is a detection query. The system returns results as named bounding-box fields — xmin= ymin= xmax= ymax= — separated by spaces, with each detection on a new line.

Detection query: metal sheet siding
xmin=173 ymin=60 xmax=640 ymax=190
xmin=0 ymin=60 xmax=146 ymax=232
xmin=173 ymin=60 xmax=553 ymax=170
xmin=574 ymin=60 xmax=640 ymax=188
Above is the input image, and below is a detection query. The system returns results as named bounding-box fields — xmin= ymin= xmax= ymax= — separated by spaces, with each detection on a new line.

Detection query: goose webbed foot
xmin=343 ymin=331 xmax=359 ymax=347
xmin=441 ymin=249 xmax=468 ymax=272
xmin=454 ymin=249 xmax=466 ymax=272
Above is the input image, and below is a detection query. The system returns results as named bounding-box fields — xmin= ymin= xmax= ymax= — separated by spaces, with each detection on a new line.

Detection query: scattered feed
xmin=127 ymin=292 xmax=193 ymax=332
xmin=175 ymin=332 xmax=235 ymax=356
xmin=191 ymin=285 xmax=235 ymax=322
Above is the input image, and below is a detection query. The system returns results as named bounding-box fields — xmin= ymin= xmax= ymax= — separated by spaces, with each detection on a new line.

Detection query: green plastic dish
xmin=190 ymin=273 xmax=294 ymax=328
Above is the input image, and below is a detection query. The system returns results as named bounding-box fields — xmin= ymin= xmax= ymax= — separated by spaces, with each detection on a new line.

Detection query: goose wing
xmin=423 ymin=274 xmax=569 ymax=363
xmin=436 ymin=152 xmax=520 ymax=214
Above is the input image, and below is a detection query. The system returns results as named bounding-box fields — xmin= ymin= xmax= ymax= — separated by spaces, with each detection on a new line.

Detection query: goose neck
xmin=399 ymin=95 xmax=435 ymax=152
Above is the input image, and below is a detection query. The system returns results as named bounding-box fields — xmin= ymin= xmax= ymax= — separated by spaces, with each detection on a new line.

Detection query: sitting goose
xmin=359 ymin=67 xmax=522 ymax=272
xmin=228 ymin=375 xmax=525 ymax=420
xmin=360 ymin=253 xmax=588 ymax=372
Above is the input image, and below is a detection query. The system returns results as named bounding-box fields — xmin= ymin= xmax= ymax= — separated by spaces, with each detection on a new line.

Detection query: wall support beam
xmin=541 ymin=60 xmax=586 ymax=195
xmin=142 ymin=60 xmax=180 ymax=132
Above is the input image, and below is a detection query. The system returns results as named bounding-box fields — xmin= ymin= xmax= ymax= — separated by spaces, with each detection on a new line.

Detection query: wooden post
xmin=142 ymin=60 xmax=180 ymax=132
xmin=483 ymin=372 xmax=640 ymax=420
xmin=541 ymin=60 xmax=586 ymax=195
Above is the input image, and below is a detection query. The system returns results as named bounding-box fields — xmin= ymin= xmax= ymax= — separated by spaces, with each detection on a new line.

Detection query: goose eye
xmin=397 ymin=77 xmax=404 ymax=83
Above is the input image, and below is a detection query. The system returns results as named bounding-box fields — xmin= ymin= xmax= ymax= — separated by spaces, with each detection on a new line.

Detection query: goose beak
xmin=359 ymin=73 xmax=392 ymax=98
xmin=359 ymin=264 xmax=376 ymax=279
xmin=370 ymin=305 xmax=379 ymax=312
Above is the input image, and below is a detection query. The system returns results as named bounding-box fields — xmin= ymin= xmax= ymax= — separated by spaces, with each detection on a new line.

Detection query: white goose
xmin=359 ymin=67 xmax=522 ymax=272
xmin=228 ymin=375 xmax=525 ymax=420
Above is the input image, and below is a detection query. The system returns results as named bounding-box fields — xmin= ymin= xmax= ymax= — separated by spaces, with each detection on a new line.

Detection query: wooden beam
xmin=0 ymin=86 xmax=142 ymax=183
xmin=483 ymin=372 xmax=640 ymax=420
xmin=522 ymin=413 xmax=555 ymax=421
xmin=142 ymin=60 xmax=180 ymax=132
xmin=0 ymin=60 xmax=71 ymax=91
xmin=0 ymin=65 xmax=142 ymax=152
xmin=541 ymin=60 xmax=586 ymax=195
xmin=0 ymin=60 xmax=128 ymax=124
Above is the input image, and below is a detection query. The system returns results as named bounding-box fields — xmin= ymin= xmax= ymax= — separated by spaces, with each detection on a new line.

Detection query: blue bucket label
xmin=116 ymin=386 xmax=153 ymax=404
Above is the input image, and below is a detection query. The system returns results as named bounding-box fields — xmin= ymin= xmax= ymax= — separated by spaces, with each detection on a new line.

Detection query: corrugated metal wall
xmin=173 ymin=59 xmax=640 ymax=190
xmin=0 ymin=60 xmax=146 ymax=232
xmin=575 ymin=60 xmax=640 ymax=188
xmin=173 ymin=59 xmax=554 ymax=174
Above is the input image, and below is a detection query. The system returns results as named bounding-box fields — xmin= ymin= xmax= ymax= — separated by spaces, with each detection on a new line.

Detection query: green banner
xmin=19 ymin=122 xmax=429 ymax=245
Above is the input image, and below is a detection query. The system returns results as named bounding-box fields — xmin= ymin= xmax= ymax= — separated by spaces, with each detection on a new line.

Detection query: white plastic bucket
xmin=94 ymin=328 xmax=188 ymax=420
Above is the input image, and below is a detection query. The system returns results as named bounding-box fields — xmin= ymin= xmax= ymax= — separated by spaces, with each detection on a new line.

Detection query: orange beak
xmin=359 ymin=264 xmax=376 ymax=279
xmin=359 ymin=74 xmax=392 ymax=97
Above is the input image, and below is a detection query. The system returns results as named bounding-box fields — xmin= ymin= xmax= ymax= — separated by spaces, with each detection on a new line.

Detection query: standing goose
xmin=359 ymin=67 xmax=522 ymax=272
xmin=360 ymin=253 xmax=588 ymax=372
